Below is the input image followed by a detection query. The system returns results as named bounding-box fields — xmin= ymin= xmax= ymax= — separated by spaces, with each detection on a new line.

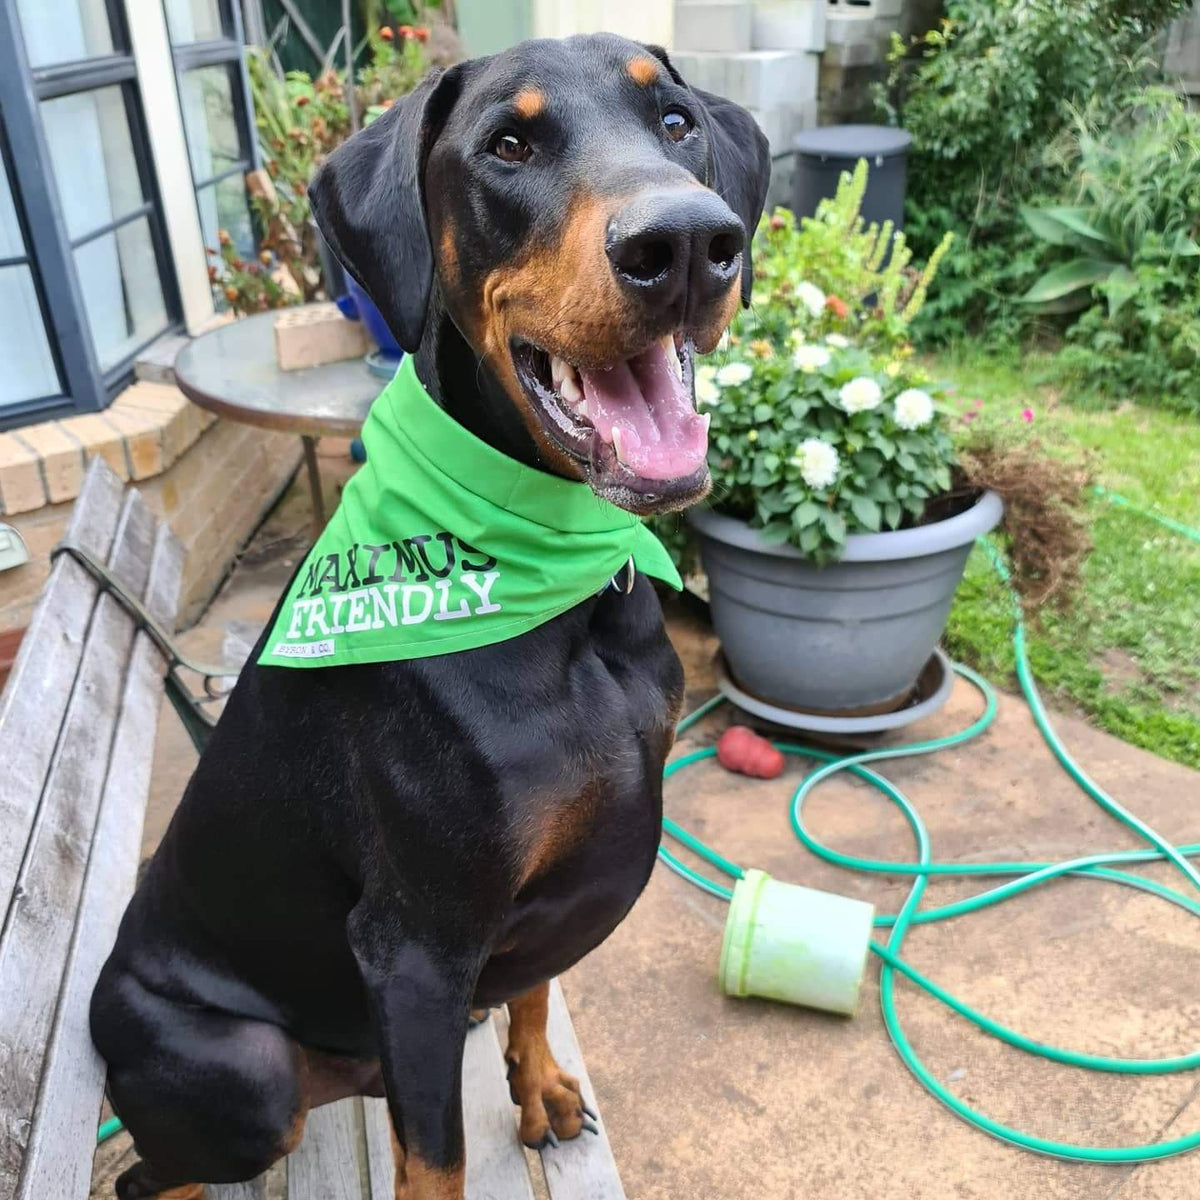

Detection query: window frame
xmin=0 ymin=0 xmax=183 ymax=429
xmin=167 ymin=0 xmax=260 ymax=263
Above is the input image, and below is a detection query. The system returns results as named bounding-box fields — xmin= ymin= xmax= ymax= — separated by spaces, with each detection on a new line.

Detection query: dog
xmin=90 ymin=33 xmax=769 ymax=1199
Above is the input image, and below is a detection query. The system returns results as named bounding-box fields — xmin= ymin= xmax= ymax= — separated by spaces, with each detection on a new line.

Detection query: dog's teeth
xmin=660 ymin=334 xmax=683 ymax=380
xmin=612 ymin=426 xmax=626 ymax=463
xmin=701 ymin=412 xmax=711 ymax=433
xmin=550 ymin=355 xmax=576 ymax=389
xmin=561 ymin=374 xmax=584 ymax=409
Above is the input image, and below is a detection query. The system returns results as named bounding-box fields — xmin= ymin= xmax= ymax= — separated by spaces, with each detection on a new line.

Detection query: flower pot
xmin=688 ymin=491 xmax=1003 ymax=713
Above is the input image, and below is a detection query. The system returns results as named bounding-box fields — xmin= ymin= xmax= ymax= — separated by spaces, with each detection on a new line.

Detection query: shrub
xmin=881 ymin=0 xmax=1190 ymax=342
xmin=747 ymin=162 xmax=953 ymax=352
xmin=1022 ymin=89 xmax=1200 ymax=409
xmin=696 ymin=338 xmax=954 ymax=563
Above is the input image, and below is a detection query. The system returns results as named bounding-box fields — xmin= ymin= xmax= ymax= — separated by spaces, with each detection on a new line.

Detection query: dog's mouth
xmin=511 ymin=333 xmax=710 ymax=510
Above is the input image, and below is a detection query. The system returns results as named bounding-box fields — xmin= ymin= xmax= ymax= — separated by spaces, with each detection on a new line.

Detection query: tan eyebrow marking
xmin=627 ymin=56 xmax=660 ymax=86
xmin=513 ymin=87 xmax=546 ymax=119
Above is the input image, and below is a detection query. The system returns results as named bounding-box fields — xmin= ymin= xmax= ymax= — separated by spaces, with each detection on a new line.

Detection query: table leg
xmin=302 ymin=435 xmax=326 ymax=538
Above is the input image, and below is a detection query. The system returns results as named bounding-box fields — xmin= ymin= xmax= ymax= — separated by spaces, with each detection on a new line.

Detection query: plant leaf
xmin=1020 ymin=206 xmax=1109 ymax=251
xmin=758 ymin=521 xmax=792 ymax=544
xmin=1020 ymin=257 xmax=1118 ymax=304
xmin=850 ymin=495 xmax=882 ymax=531
xmin=1103 ymin=265 xmax=1138 ymax=318
xmin=791 ymin=500 xmax=822 ymax=529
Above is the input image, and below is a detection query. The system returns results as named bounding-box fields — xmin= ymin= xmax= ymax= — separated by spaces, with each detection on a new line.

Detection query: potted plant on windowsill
xmin=682 ymin=174 xmax=1001 ymax=715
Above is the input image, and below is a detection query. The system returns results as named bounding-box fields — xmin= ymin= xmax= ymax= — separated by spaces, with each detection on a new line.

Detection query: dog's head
xmin=310 ymin=34 xmax=770 ymax=515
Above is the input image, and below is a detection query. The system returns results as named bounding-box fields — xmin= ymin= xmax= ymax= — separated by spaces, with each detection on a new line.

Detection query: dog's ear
xmin=693 ymin=87 xmax=771 ymax=306
xmin=642 ymin=46 xmax=772 ymax=307
xmin=308 ymin=66 xmax=465 ymax=352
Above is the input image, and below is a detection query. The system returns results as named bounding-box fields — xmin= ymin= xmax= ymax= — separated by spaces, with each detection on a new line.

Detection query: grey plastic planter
xmin=688 ymin=491 xmax=1003 ymax=714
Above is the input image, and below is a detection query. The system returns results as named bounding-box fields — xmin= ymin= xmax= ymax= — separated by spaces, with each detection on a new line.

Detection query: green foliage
xmin=1027 ymin=90 xmax=1200 ymax=408
xmin=882 ymin=0 xmax=1189 ymax=342
xmin=697 ymin=339 xmax=954 ymax=563
xmin=241 ymin=31 xmax=430 ymax=306
xmin=749 ymin=164 xmax=953 ymax=351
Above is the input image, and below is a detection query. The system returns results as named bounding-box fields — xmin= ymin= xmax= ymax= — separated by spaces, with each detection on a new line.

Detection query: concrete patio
xmin=92 ymin=448 xmax=1200 ymax=1200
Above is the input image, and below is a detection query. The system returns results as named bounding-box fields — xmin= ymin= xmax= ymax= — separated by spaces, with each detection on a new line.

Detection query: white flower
xmin=839 ymin=376 xmax=883 ymax=414
xmin=792 ymin=344 xmax=832 ymax=373
xmin=825 ymin=333 xmax=850 ymax=349
xmin=792 ymin=438 xmax=840 ymax=490
xmin=894 ymin=388 xmax=935 ymax=430
xmin=796 ymin=281 xmax=826 ymax=319
xmin=715 ymin=361 xmax=753 ymax=387
xmin=695 ymin=365 xmax=719 ymax=407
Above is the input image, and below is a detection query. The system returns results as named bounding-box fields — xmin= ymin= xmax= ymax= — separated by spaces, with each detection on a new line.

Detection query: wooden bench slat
xmin=461 ymin=1018 xmax=536 ymax=1200
xmin=206 ymin=1182 xmax=269 ymax=1200
xmin=0 ymin=486 xmax=158 ymax=1198
xmin=287 ymin=1098 xmax=367 ymax=1200
xmin=14 ymin=522 xmax=183 ymax=1200
xmin=535 ymin=981 xmax=625 ymax=1200
xmin=362 ymin=1097 xmax=394 ymax=1200
xmin=0 ymin=462 xmax=124 ymax=910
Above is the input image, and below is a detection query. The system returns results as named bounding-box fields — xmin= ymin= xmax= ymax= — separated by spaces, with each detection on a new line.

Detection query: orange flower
xmin=295 ymin=94 xmax=310 ymax=107
xmin=217 ymin=229 xmax=231 ymax=246
xmin=769 ymin=214 xmax=786 ymax=231
xmin=413 ymin=26 xmax=430 ymax=42
xmin=223 ymin=286 xmax=239 ymax=303
xmin=825 ymin=294 xmax=849 ymax=319
xmin=398 ymin=24 xmax=413 ymax=38
xmin=207 ymin=266 xmax=218 ymax=281
xmin=259 ymin=251 xmax=272 ymax=266
xmin=292 ymin=180 xmax=306 ymax=196
xmin=378 ymin=25 xmax=394 ymax=40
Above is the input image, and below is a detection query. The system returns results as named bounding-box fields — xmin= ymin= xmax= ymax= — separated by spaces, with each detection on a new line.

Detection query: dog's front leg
xmin=505 ymin=982 xmax=597 ymax=1148
xmin=350 ymin=907 xmax=477 ymax=1200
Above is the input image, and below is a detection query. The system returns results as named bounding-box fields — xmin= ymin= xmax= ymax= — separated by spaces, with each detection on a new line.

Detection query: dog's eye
xmin=492 ymin=132 xmax=531 ymax=164
xmin=662 ymin=109 xmax=694 ymax=142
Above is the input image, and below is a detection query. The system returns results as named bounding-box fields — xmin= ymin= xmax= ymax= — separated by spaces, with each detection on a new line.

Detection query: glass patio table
xmin=173 ymin=308 xmax=383 ymax=538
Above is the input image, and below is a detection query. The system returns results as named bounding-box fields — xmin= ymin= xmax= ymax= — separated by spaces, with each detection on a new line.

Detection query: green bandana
xmin=260 ymin=357 xmax=681 ymax=669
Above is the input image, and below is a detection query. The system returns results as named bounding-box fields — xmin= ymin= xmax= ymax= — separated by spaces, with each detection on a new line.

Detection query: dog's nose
xmin=606 ymin=189 xmax=745 ymax=316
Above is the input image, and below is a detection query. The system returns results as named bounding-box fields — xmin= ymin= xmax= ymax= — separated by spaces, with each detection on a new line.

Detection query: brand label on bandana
xmin=260 ymin=357 xmax=681 ymax=669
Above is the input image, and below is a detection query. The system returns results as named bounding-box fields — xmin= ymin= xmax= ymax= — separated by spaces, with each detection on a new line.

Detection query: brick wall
xmin=0 ymin=383 xmax=301 ymax=637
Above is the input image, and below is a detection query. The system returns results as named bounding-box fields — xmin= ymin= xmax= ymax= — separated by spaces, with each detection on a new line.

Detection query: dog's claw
xmin=581 ymin=1118 xmax=600 ymax=1137
xmin=543 ymin=1129 xmax=560 ymax=1149
xmin=581 ymin=1102 xmax=598 ymax=1121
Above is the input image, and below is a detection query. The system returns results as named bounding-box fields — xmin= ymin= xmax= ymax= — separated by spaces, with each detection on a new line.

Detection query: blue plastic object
xmin=336 ymin=276 xmax=404 ymax=360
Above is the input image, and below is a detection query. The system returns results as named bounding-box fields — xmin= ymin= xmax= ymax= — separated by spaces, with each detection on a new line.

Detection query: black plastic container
xmin=791 ymin=125 xmax=912 ymax=229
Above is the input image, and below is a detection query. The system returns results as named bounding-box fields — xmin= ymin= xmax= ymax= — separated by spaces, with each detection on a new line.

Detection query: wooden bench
xmin=0 ymin=459 xmax=625 ymax=1200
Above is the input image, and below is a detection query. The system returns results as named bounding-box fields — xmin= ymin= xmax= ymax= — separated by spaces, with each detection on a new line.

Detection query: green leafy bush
xmin=1023 ymin=89 xmax=1200 ymax=409
xmin=747 ymin=162 xmax=952 ymax=352
xmin=882 ymin=0 xmax=1190 ymax=342
xmin=696 ymin=339 xmax=954 ymax=563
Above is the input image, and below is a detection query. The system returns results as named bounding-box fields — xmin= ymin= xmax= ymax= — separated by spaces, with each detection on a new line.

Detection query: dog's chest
xmin=468 ymin=586 xmax=682 ymax=1003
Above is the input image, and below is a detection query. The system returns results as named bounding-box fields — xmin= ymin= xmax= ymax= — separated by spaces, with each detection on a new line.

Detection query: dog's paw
xmin=506 ymin=1059 xmax=599 ymax=1148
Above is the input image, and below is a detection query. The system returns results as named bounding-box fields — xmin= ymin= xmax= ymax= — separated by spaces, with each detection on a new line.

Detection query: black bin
xmin=791 ymin=125 xmax=912 ymax=229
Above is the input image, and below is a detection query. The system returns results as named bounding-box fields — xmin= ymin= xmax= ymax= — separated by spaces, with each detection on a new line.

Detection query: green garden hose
xmin=660 ymin=492 xmax=1200 ymax=1163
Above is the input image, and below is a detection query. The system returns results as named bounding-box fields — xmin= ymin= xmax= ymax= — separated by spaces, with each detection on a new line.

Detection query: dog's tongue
xmin=577 ymin=340 xmax=708 ymax=481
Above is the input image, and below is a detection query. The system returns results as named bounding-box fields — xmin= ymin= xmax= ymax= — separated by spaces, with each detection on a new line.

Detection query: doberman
xmin=91 ymin=33 xmax=769 ymax=1200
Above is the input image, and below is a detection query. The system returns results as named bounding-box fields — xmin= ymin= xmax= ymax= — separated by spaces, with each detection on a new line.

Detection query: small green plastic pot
xmin=719 ymin=869 xmax=875 ymax=1015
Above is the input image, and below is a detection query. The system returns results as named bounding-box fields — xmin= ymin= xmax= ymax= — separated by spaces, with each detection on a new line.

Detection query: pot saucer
xmin=715 ymin=647 xmax=954 ymax=735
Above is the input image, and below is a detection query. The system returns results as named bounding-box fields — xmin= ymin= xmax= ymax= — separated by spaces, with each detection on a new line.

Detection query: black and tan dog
xmin=91 ymin=33 xmax=768 ymax=1199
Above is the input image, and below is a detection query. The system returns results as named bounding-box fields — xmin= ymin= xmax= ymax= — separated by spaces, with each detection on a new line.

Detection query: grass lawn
xmin=931 ymin=347 xmax=1200 ymax=770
